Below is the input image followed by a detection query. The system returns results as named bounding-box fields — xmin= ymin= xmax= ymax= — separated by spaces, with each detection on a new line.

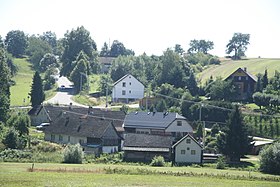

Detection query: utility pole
xmin=105 ymin=76 xmax=108 ymax=108
xmin=199 ymin=103 xmax=205 ymax=150
xmin=80 ymin=73 xmax=82 ymax=92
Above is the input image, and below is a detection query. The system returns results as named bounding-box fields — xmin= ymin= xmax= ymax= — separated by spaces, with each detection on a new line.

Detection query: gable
xmin=173 ymin=134 xmax=202 ymax=149
xmin=225 ymin=68 xmax=257 ymax=82
xmin=165 ymin=119 xmax=193 ymax=133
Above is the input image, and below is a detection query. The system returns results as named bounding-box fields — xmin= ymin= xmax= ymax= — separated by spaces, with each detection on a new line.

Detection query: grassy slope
xmin=10 ymin=58 xmax=34 ymax=106
xmin=0 ymin=163 xmax=279 ymax=187
xmin=198 ymin=58 xmax=280 ymax=85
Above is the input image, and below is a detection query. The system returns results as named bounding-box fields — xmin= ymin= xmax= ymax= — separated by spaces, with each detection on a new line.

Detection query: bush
xmin=0 ymin=149 xmax=32 ymax=161
xmin=216 ymin=156 xmax=226 ymax=169
xmin=259 ymin=142 xmax=280 ymax=174
xmin=150 ymin=155 xmax=165 ymax=167
xmin=63 ymin=144 xmax=83 ymax=164
xmin=34 ymin=141 xmax=62 ymax=152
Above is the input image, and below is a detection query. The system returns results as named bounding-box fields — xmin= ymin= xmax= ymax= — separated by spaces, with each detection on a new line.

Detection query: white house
xmin=172 ymin=134 xmax=202 ymax=164
xmin=112 ymin=74 xmax=144 ymax=103
xmin=123 ymin=111 xmax=193 ymax=140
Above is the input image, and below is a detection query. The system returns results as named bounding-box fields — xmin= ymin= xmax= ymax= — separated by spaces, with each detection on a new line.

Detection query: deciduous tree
xmin=5 ymin=30 xmax=28 ymax=57
xmin=188 ymin=39 xmax=214 ymax=54
xmin=226 ymin=33 xmax=250 ymax=60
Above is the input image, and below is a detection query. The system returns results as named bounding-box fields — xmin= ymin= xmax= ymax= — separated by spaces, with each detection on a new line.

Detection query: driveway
xmin=44 ymin=76 xmax=87 ymax=107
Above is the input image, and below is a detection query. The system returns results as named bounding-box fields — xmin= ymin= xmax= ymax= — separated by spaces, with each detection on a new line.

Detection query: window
xmin=68 ymin=136 xmax=70 ymax=142
xmin=122 ymin=90 xmax=126 ymax=95
xmin=186 ymin=139 xmax=191 ymax=144
xmin=181 ymin=150 xmax=186 ymax=154
xmin=177 ymin=121 xmax=182 ymax=126
xmin=238 ymin=76 xmax=242 ymax=81
xmin=59 ymin=135 xmax=63 ymax=141
xmin=187 ymin=147 xmax=190 ymax=150
xmin=122 ymin=82 xmax=126 ymax=87
xmin=246 ymin=76 xmax=248 ymax=80
xmin=51 ymin=134 xmax=55 ymax=141
xmin=129 ymin=82 xmax=131 ymax=85
xmin=129 ymin=90 xmax=131 ymax=94
xmin=191 ymin=150 xmax=196 ymax=155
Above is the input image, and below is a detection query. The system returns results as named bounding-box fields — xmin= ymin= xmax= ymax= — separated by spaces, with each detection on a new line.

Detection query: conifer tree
xmin=217 ymin=105 xmax=251 ymax=162
xmin=30 ymin=71 xmax=45 ymax=107
xmin=0 ymin=48 xmax=10 ymax=122
xmin=262 ymin=69 xmax=268 ymax=90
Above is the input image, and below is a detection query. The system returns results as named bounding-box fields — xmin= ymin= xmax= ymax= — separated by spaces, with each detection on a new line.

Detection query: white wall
xmin=45 ymin=133 xmax=86 ymax=145
xmin=103 ymin=146 xmax=119 ymax=153
xmin=165 ymin=120 xmax=193 ymax=133
xmin=174 ymin=137 xmax=202 ymax=163
xmin=112 ymin=75 xmax=144 ymax=100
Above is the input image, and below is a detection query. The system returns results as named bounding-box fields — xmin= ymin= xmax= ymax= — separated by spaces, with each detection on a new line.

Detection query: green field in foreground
xmin=198 ymin=58 xmax=280 ymax=84
xmin=0 ymin=163 xmax=279 ymax=187
xmin=10 ymin=58 xmax=34 ymax=106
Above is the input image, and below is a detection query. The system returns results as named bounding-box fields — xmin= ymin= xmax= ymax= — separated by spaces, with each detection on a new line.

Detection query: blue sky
xmin=0 ymin=0 xmax=279 ymax=57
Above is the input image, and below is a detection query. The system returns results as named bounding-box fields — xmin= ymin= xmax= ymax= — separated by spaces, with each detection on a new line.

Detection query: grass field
xmin=198 ymin=58 xmax=280 ymax=84
xmin=0 ymin=163 xmax=279 ymax=187
xmin=10 ymin=58 xmax=34 ymax=106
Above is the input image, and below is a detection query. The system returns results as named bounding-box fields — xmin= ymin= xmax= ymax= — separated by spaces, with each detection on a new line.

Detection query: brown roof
xmin=225 ymin=67 xmax=257 ymax=82
xmin=44 ymin=112 xmax=116 ymax=138
xmin=32 ymin=105 xmax=126 ymax=131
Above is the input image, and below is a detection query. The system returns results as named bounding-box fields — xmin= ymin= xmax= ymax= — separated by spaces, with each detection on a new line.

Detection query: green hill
xmin=10 ymin=58 xmax=34 ymax=106
xmin=198 ymin=58 xmax=280 ymax=85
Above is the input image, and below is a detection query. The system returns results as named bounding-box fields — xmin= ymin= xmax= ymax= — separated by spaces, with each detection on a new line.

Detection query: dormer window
xmin=177 ymin=121 xmax=182 ymax=126
xmin=122 ymin=82 xmax=126 ymax=87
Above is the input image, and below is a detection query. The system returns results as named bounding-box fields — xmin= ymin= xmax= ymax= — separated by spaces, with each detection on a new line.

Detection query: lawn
xmin=10 ymin=58 xmax=34 ymax=106
xmin=0 ymin=163 xmax=279 ymax=187
xmin=198 ymin=58 xmax=280 ymax=84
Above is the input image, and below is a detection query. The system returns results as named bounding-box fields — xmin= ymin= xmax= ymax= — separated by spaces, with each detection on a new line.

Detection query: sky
xmin=0 ymin=0 xmax=279 ymax=57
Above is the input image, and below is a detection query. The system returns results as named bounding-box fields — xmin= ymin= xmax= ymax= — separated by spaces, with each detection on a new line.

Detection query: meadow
xmin=0 ymin=162 xmax=279 ymax=187
xmin=198 ymin=58 xmax=280 ymax=84
xmin=10 ymin=58 xmax=34 ymax=106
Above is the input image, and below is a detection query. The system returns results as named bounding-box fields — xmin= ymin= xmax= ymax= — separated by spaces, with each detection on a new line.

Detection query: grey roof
xmin=99 ymin=57 xmax=115 ymax=65
xmin=28 ymin=105 xmax=43 ymax=115
xmin=44 ymin=112 xmax=116 ymax=138
xmin=33 ymin=105 xmax=125 ymax=131
xmin=123 ymin=133 xmax=173 ymax=148
xmin=124 ymin=111 xmax=186 ymax=129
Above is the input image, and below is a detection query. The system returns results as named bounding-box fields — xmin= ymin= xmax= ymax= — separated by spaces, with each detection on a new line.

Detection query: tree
xmin=26 ymin=36 xmax=52 ymax=70
xmin=39 ymin=53 xmax=59 ymax=72
xmin=2 ymin=127 xmax=19 ymax=149
xmin=70 ymin=59 xmax=88 ymax=93
xmin=0 ymin=35 xmax=4 ymax=48
xmin=155 ymin=99 xmax=167 ymax=112
xmin=61 ymin=26 xmax=96 ymax=76
xmin=110 ymin=40 xmax=134 ymax=57
xmin=174 ymin=44 xmax=185 ymax=55
xmin=226 ymin=33 xmax=250 ymax=60
xmin=5 ymin=30 xmax=28 ymax=57
xmin=255 ymin=74 xmax=262 ymax=92
xmin=100 ymin=42 xmax=110 ymax=57
xmin=259 ymin=142 xmax=280 ymax=174
xmin=186 ymin=71 xmax=199 ymax=96
xmin=196 ymin=123 xmax=203 ymax=139
xmin=63 ymin=144 xmax=83 ymax=164
xmin=30 ymin=71 xmax=45 ymax=107
xmin=0 ymin=49 xmax=10 ymax=123
xmin=188 ymin=39 xmax=214 ymax=54
xmin=43 ymin=67 xmax=56 ymax=90
xmin=99 ymin=74 xmax=113 ymax=96
xmin=211 ymin=123 xmax=220 ymax=137
xmin=40 ymin=31 xmax=57 ymax=52
xmin=262 ymin=69 xmax=268 ymax=90
xmin=218 ymin=105 xmax=251 ymax=162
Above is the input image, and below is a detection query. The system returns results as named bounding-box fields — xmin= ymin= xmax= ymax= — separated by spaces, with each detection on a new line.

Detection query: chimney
xmin=244 ymin=67 xmax=247 ymax=72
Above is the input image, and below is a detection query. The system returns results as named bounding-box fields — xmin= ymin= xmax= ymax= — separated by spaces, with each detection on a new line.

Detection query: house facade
xmin=44 ymin=112 xmax=122 ymax=155
xmin=112 ymin=74 xmax=144 ymax=103
xmin=172 ymin=134 xmax=202 ymax=164
xmin=123 ymin=133 xmax=173 ymax=162
xmin=123 ymin=111 xmax=193 ymax=140
xmin=225 ymin=67 xmax=257 ymax=101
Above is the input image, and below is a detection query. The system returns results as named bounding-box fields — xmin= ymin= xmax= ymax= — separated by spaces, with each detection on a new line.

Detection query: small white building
xmin=112 ymin=74 xmax=144 ymax=103
xmin=172 ymin=134 xmax=202 ymax=164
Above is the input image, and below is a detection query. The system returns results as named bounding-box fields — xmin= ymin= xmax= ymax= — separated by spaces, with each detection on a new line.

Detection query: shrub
xmin=0 ymin=149 xmax=32 ymax=161
xmin=150 ymin=155 xmax=165 ymax=167
xmin=35 ymin=141 xmax=62 ymax=152
xmin=259 ymin=142 xmax=280 ymax=174
xmin=63 ymin=144 xmax=83 ymax=164
xmin=216 ymin=156 xmax=226 ymax=169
